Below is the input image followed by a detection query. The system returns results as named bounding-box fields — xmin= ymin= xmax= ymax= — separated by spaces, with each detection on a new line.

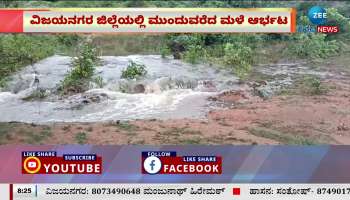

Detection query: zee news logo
xmin=301 ymin=6 xmax=339 ymax=34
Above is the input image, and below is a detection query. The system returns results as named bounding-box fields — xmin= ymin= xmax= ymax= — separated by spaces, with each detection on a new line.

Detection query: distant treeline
xmin=0 ymin=0 xmax=348 ymax=85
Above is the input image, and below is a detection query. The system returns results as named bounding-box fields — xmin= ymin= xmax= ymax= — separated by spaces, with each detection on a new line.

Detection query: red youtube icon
xmin=23 ymin=157 xmax=41 ymax=174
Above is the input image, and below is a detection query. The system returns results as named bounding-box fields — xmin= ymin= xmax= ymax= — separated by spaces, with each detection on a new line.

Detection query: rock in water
xmin=82 ymin=92 xmax=108 ymax=104
xmin=254 ymin=87 xmax=273 ymax=100
xmin=133 ymin=84 xmax=145 ymax=93
xmin=68 ymin=92 xmax=109 ymax=109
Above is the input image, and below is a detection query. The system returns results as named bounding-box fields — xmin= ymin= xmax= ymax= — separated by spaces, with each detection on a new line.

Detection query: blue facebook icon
xmin=143 ymin=156 xmax=162 ymax=174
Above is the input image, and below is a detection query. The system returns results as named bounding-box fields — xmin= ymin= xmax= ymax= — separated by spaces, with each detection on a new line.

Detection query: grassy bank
xmin=92 ymin=35 xmax=164 ymax=56
xmin=0 ymin=35 xmax=55 ymax=87
xmin=161 ymin=30 xmax=348 ymax=80
xmin=0 ymin=34 xmax=81 ymax=88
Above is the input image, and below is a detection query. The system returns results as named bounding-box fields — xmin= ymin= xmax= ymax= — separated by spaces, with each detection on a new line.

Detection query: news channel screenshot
xmin=0 ymin=0 xmax=349 ymax=199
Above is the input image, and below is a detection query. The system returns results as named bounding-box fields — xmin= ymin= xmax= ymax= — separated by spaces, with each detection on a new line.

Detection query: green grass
xmin=0 ymin=123 xmax=55 ymax=144
xmin=19 ymin=128 xmax=52 ymax=144
xmin=278 ymin=75 xmax=329 ymax=96
xmin=203 ymin=132 xmax=255 ymax=145
xmin=178 ymin=137 xmax=202 ymax=144
xmin=75 ymin=132 xmax=88 ymax=144
xmin=183 ymin=45 xmax=205 ymax=64
xmin=153 ymin=127 xmax=203 ymax=144
xmin=28 ymin=130 xmax=52 ymax=144
xmin=248 ymin=127 xmax=319 ymax=145
xmin=0 ymin=123 xmax=15 ymax=144
xmin=92 ymin=35 xmax=163 ymax=56
xmin=114 ymin=122 xmax=138 ymax=132
xmin=21 ymin=89 xmax=48 ymax=101
xmin=0 ymin=34 xmax=80 ymax=88
xmin=162 ymin=127 xmax=197 ymax=136
xmin=286 ymin=34 xmax=341 ymax=59
xmin=301 ymin=75 xmax=328 ymax=95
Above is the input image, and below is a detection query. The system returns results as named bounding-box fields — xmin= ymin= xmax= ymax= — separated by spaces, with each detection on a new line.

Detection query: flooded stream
xmin=0 ymin=55 xmax=333 ymax=123
xmin=0 ymin=55 xmax=238 ymax=123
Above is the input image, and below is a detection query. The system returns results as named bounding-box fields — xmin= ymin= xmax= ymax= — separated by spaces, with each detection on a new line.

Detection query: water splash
xmin=0 ymin=55 xmax=237 ymax=123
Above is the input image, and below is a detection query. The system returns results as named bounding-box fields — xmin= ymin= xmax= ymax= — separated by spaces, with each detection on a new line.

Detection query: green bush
xmin=22 ymin=89 xmax=48 ymax=101
xmin=164 ymin=34 xmax=204 ymax=58
xmin=121 ymin=61 xmax=147 ymax=79
xmin=169 ymin=34 xmax=204 ymax=48
xmin=93 ymin=76 xmax=105 ymax=88
xmin=60 ymin=42 xmax=99 ymax=94
xmin=221 ymin=34 xmax=263 ymax=48
xmin=326 ymin=8 xmax=350 ymax=40
xmin=0 ymin=35 xmax=57 ymax=65
xmin=287 ymin=33 xmax=341 ymax=59
xmin=75 ymin=132 xmax=87 ymax=144
xmin=223 ymin=42 xmax=253 ymax=79
xmin=56 ymin=34 xmax=81 ymax=47
xmin=290 ymin=10 xmax=348 ymax=58
xmin=0 ymin=34 xmax=82 ymax=89
xmin=160 ymin=46 xmax=171 ymax=58
xmin=0 ymin=35 xmax=57 ymax=85
xmin=301 ymin=75 xmax=328 ymax=95
xmin=183 ymin=45 xmax=205 ymax=64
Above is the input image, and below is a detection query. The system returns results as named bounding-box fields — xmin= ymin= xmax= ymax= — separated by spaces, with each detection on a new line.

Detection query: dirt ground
xmin=1 ymin=55 xmax=350 ymax=145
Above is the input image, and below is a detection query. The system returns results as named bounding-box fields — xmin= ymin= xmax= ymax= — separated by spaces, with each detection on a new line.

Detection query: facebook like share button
xmin=142 ymin=151 xmax=222 ymax=175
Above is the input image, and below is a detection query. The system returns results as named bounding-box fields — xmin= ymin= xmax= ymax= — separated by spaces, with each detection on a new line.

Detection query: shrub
xmin=93 ymin=76 xmax=105 ymax=88
xmin=56 ymin=34 xmax=81 ymax=46
xmin=170 ymin=34 xmax=204 ymax=48
xmin=121 ymin=61 xmax=147 ymax=79
xmin=0 ymin=34 xmax=82 ymax=89
xmin=75 ymin=132 xmax=87 ymax=144
xmin=221 ymin=34 xmax=263 ymax=48
xmin=183 ymin=45 xmax=205 ymax=64
xmin=165 ymin=34 xmax=204 ymax=59
xmin=326 ymin=8 xmax=350 ymax=40
xmin=160 ymin=46 xmax=171 ymax=58
xmin=60 ymin=42 xmax=99 ymax=94
xmin=0 ymin=35 xmax=56 ymax=66
xmin=223 ymin=42 xmax=253 ymax=79
xmin=0 ymin=35 xmax=57 ymax=85
xmin=301 ymin=75 xmax=328 ymax=95
xmin=22 ymin=89 xmax=48 ymax=101
xmin=287 ymin=33 xmax=341 ymax=59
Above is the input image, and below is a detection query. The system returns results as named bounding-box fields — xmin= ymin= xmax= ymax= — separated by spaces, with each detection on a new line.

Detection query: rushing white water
xmin=0 ymin=55 xmax=239 ymax=123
